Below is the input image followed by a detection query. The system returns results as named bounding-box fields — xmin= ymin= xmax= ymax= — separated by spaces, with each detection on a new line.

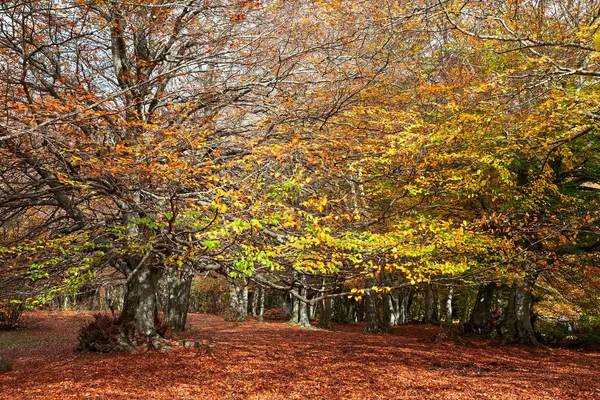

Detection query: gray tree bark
xmin=288 ymin=289 xmax=300 ymax=324
xmin=445 ymin=286 xmax=454 ymax=324
xmin=165 ymin=268 xmax=192 ymax=331
xmin=230 ymin=280 xmax=248 ymax=321
xmin=120 ymin=264 xmax=163 ymax=337
xmin=298 ymin=287 xmax=312 ymax=328
xmin=258 ymin=288 xmax=265 ymax=323
xmin=499 ymin=279 xmax=539 ymax=345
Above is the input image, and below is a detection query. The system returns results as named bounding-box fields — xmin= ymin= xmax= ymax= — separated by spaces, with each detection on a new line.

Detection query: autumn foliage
xmin=0 ymin=2 xmax=599 ymax=395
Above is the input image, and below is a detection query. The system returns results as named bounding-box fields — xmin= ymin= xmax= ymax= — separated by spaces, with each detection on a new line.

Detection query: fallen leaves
xmin=0 ymin=311 xmax=599 ymax=399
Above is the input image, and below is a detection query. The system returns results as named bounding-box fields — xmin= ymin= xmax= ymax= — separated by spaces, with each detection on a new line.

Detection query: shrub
xmin=536 ymin=316 xmax=600 ymax=347
xmin=0 ymin=301 xmax=25 ymax=330
xmin=77 ymin=312 xmax=135 ymax=353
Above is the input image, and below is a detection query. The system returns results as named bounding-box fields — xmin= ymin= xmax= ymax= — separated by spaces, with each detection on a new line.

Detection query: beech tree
xmin=1 ymin=0 xmax=598 ymax=347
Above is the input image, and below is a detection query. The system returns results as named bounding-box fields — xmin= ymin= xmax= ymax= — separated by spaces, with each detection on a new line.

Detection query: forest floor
xmin=0 ymin=311 xmax=599 ymax=399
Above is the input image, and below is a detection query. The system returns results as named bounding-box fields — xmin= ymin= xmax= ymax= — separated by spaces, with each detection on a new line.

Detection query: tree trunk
xmin=230 ymin=280 xmax=248 ymax=321
xmin=288 ymin=289 xmax=300 ymax=324
xmin=363 ymin=290 xmax=383 ymax=334
xmin=499 ymin=279 xmax=539 ymax=345
xmin=424 ymin=284 xmax=438 ymax=324
xmin=120 ymin=265 xmax=162 ymax=337
xmin=319 ymin=297 xmax=333 ymax=329
xmin=165 ymin=268 xmax=192 ymax=331
xmin=465 ymin=283 xmax=495 ymax=335
xmin=298 ymin=288 xmax=311 ymax=328
xmin=379 ymin=266 xmax=393 ymax=332
xmin=258 ymin=288 xmax=265 ymax=323
xmin=398 ymin=287 xmax=412 ymax=324
xmin=251 ymin=288 xmax=259 ymax=316
xmin=445 ymin=286 xmax=454 ymax=324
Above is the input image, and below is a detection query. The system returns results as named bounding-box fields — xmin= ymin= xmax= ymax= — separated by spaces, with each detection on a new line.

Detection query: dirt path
xmin=1 ymin=312 xmax=599 ymax=399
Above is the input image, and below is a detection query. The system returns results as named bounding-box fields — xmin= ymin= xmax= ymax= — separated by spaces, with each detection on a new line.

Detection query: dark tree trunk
xmin=363 ymin=290 xmax=383 ymax=334
xmin=332 ymin=294 xmax=348 ymax=323
xmin=165 ymin=268 xmax=192 ymax=331
xmin=398 ymin=287 xmax=412 ymax=324
xmin=424 ymin=284 xmax=439 ymax=324
xmin=379 ymin=267 xmax=393 ymax=332
xmin=499 ymin=279 xmax=539 ymax=345
xmin=319 ymin=297 xmax=333 ymax=329
xmin=120 ymin=265 xmax=163 ymax=337
xmin=465 ymin=283 xmax=495 ymax=335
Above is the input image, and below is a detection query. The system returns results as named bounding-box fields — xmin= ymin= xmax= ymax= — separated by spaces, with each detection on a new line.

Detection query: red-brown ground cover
xmin=1 ymin=311 xmax=599 ymax=399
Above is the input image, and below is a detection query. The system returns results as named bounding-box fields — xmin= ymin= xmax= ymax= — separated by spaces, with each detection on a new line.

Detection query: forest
xmin=1 ymin=0 xmax=600 ymax=398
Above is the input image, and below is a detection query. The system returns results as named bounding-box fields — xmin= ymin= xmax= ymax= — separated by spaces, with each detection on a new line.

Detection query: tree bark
xmin=398 ymin=286 xmax=412 ymax=324
xmin=499 ymin=279 xmax=539 ymax=345
xmin=363 ymin=290 xmax=383 ymax=334
xmin=319 ymin=297 xmax=333 ymax=329
xmin=230 ymin=280 xmax=248 ymax=321
xmin=288 ymin=289 xmax=300 ymax=324
xmin=298 ymin=287 xmax=312 ymax=328
xmin=465 ymin=283 xmax=495 ymax=335
xmin=165 ymin=268 xmax=192 ymax=331
xmin=445 ymin=286 xmax=454 ymax=324
xmin=258 ymin=288 xmax=265 ymax=323
xmin=424 ymin=284 xmax=439 ymax=324
xmin=380 ymin=267 xmax=393 ymax=332
xmin=119 ymin=264 xmax=163 ymax=337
